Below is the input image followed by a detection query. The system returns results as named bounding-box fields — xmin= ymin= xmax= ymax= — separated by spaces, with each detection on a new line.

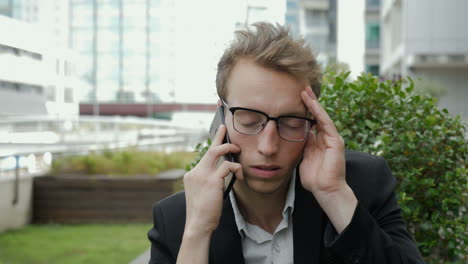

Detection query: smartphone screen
xmin=208 ymin=105 xmax=237 ymax=199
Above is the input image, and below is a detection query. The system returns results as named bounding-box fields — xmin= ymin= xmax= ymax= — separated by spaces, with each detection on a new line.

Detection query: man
xmin=148 ymin=22 xmax=424 ymax=264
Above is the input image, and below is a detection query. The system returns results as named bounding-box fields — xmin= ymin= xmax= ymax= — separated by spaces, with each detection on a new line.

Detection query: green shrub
xmin=321 ymin=72 xmax=467 ymax=263
xmin=187 ymin=72 xmax=467 ymax=263
xmin=51 ymin=150 xmax=196 ymax=176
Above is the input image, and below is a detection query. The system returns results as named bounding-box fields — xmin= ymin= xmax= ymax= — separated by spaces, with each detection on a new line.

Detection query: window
xmin=306 ymin=33 xmax=328 ymax=52
xmin=64 ymin=87 xmax=74 ymax=103
xmin=123 ymin=30 xmax=146 ymax=55
xmin=123 ymin=1 xmax=146 ymax=29
xmin=366 ymin=65 xmax=379 ymax=76
xmin=305 ymin=9 xmax=327 ymax=27
xmin=366 ymin=22 xmax=380 ymax=49
xmin=286 ymin=15 xmax=297 ymax=24
xmin=115 ymin=90 xmax=135 ymax=103
xmin=286 ymin=1 xmax=298 ymax=10
xmin=46 ymin=86 xmax=56 ymax=101
xmin=98 ymin=5 xmax=119 ymax=29
xmin=97 ymin=31 xmax=119 ymax=53
xmin=72 ymin=30 xmax=93 ymax=52
xmin=366 ymin=0 xmax=380 ymax=8
xmin=150 ymin=17 xmax=161 ymax=32
xmin=97 ymin=55 xmax=119 ymax=80
xmin=72 ymin=4 xmax=93 ymax=28
xmin=64 ymin=61 xmax=74 ymax=76
xmin=56 ymin=59 xmax=61 ymax=75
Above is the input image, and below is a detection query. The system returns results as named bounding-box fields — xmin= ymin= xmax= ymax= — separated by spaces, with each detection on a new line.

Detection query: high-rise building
xmin=285 ymin=0 xmax=337 ymax=66
xmin=0 ymin=0 xmax=80 ymax=117
xmin=0 ymin=0 xmax=70 ymax=49
xmin=68 ymin=0 xmax=176 ymax=105
xmin=364 ymin=0 xmax=380 ymax=76
xmin=0 ymin=0 xmax=39 ymax=23
xmin=381 ymin=0 xmax=468 ymax=118
xmin=0 ymin=15 xmax=80 ymax=116
xmin=285 ymin=0 xmax=300 ymax=37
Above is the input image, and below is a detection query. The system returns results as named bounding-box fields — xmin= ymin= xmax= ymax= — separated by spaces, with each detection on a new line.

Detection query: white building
xmin=0 ymin=15 xmax=81 ymax=116
xmin=286 ymin=0 xmax=337 ymax=66
xmin=380 ymin=0 xmax=468 ymax=118
xmin=364 ymin=0 xmax=380 ymax=76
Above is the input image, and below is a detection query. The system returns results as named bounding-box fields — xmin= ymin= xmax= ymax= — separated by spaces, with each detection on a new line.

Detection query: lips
xmin=251 ymin=165 xmax=281 ymax=178
xmin=253 ymin=165 xmax=280 ymax=170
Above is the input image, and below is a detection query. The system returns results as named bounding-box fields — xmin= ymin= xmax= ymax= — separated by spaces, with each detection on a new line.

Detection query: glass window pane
xmin=123 ymin=31 xmax=146 ymax=53
xmin=72 ymin=30 xmax=93 ymax=52
xmin=123 ymin=2 xmax=146 ymax=28
xmin=305 ymin=9 xmax=327 ymax=27
xmin=98 ymin=5 xmax=119 ymax=29
xmin=97 ymin=31 xmax=119 ymax=52
xmin=72 ymin=5 xmax=93 ymax=27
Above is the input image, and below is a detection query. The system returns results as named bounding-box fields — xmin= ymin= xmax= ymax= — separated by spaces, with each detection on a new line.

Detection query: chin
xmin=242 ymin=176 xmax=290 ymax=195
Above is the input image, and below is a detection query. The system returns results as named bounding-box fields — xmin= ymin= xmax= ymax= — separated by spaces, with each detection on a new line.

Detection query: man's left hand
xmin=299 ymin=86 xmax=358 ymax=233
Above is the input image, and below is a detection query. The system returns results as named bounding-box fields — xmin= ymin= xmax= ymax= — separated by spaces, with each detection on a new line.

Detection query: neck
xmin=233 ymin=176 xmax=292 ymax=234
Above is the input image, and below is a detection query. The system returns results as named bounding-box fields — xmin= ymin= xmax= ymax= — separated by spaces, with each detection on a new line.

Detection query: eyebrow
xmin=238 ymin=106 xmax=307 ymax=118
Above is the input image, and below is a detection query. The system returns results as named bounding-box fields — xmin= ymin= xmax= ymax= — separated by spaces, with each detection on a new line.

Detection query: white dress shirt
xmin=229 ymin=174 xmax=296 ymax=264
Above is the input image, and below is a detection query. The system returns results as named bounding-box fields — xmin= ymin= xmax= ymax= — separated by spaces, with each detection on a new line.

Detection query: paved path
xmin=129 ymin=248 xmax=150 ymax=264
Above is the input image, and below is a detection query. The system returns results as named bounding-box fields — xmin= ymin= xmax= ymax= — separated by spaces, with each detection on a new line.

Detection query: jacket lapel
xmin=209 ymin=195 xmax=245 ymax=264
xmin=208 ymin=173 xmax=325 ymax=264
xmin=293 ymin=172 xmax=324 ymax=264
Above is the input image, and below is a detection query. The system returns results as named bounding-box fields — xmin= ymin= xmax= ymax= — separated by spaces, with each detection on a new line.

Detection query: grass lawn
xmin=0 ymin=223 xmax=152 ymax=264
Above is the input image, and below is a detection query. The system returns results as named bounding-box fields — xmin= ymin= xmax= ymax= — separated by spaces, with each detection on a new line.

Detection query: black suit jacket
xmin=148 ymin=150 xmax=425 ymax=263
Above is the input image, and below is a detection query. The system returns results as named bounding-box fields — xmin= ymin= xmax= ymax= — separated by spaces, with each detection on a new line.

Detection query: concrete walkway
xmin=129 ymin=248 xmax=151 ymax=264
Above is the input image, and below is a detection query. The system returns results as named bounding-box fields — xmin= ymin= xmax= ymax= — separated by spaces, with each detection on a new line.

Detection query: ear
xmin=217 ymin=99 xmax=222 ymax=107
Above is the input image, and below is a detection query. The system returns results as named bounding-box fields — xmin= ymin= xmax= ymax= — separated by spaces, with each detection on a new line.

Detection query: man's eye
xmin=239 ymin=120 xmax=262 ymax=126
xmin=281 ymin=118 xmax=305 ymax=128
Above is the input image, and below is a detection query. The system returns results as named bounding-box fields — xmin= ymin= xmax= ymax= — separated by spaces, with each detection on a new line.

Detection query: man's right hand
xmin=183 ymin=124 xmax=243 ymax=236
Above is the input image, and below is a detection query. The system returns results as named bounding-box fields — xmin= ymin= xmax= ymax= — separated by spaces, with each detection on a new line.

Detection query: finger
xmin=217 ymin=161 xmax=243 ymax=181
xmin=211 ymin=124 xmax=227 ymax=146
xmin=304 ymin=128 xmax=317 ymax=150
xmin=207 ymin=143 xmax=241 ymax=166
xmin=301 ymin=86 xmax=339 ymax=137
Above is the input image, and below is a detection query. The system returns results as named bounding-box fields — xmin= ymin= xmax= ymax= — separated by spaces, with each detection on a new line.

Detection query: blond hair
xmin=216 ymin=22 xmax=322 ymax=100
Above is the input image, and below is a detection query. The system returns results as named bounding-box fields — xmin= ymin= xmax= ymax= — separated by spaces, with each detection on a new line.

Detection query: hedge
xmin=187 ymin=72 xmax=467 ymax=263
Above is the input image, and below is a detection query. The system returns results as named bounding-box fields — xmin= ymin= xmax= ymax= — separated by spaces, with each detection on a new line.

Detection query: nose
xmin=257 ymin=120 xmax=279 ymax=156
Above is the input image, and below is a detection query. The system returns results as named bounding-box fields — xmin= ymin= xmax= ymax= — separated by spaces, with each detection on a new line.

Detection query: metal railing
xmin=0 ymin=114 xmax=207 ymax=205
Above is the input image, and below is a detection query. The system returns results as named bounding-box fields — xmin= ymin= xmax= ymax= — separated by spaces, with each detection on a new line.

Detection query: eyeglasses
xmin=222 ymin=100 xmax=316 ymax=142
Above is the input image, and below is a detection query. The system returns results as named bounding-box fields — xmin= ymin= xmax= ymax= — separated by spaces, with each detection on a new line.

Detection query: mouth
xmin=251 ymin=165 xmax=281 ymax=178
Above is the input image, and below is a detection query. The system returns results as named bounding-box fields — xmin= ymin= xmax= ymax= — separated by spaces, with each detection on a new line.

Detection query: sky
xmin=172 ymin=0 xmax=366 ymax=126
xmin=337 ymin=0 xmax=365 ymax=79
xmin=174 ymin=0 xmax=365 ymax=104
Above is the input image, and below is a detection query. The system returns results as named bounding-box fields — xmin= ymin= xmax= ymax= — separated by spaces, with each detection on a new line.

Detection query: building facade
xmin=381 ymin=0 xmax=468 ymax=118
xmin=69 ymin=0 xmax=176 ymax=105
xmin=286 ymin=0 xmax=337 ymax=66
xmin=0 ymin=14 xmax=80 ymax=116
xmin=364 ymin=0 xmax=380 ymax=76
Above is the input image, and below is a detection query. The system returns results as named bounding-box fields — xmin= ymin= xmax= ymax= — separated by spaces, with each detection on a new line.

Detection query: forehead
xmin=225 ymin=59 xmax=307 ymax=115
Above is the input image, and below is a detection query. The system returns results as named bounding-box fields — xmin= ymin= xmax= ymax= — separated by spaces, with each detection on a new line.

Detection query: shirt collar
xmin=229 ymin=169 xmax=297 ymax=239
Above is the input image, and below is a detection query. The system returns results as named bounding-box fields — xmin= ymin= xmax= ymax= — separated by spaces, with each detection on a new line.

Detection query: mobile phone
xmin=208 ymin=105 xmax=237 ymax=199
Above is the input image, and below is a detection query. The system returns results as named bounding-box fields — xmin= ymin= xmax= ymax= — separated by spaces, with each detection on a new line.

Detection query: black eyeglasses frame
xmin=221 ymin=100 xmax=317 ymax=142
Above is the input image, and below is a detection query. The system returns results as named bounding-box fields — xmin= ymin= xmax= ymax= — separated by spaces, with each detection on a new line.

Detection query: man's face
xmin=225 ymin=59 xmax=308 ymax=196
